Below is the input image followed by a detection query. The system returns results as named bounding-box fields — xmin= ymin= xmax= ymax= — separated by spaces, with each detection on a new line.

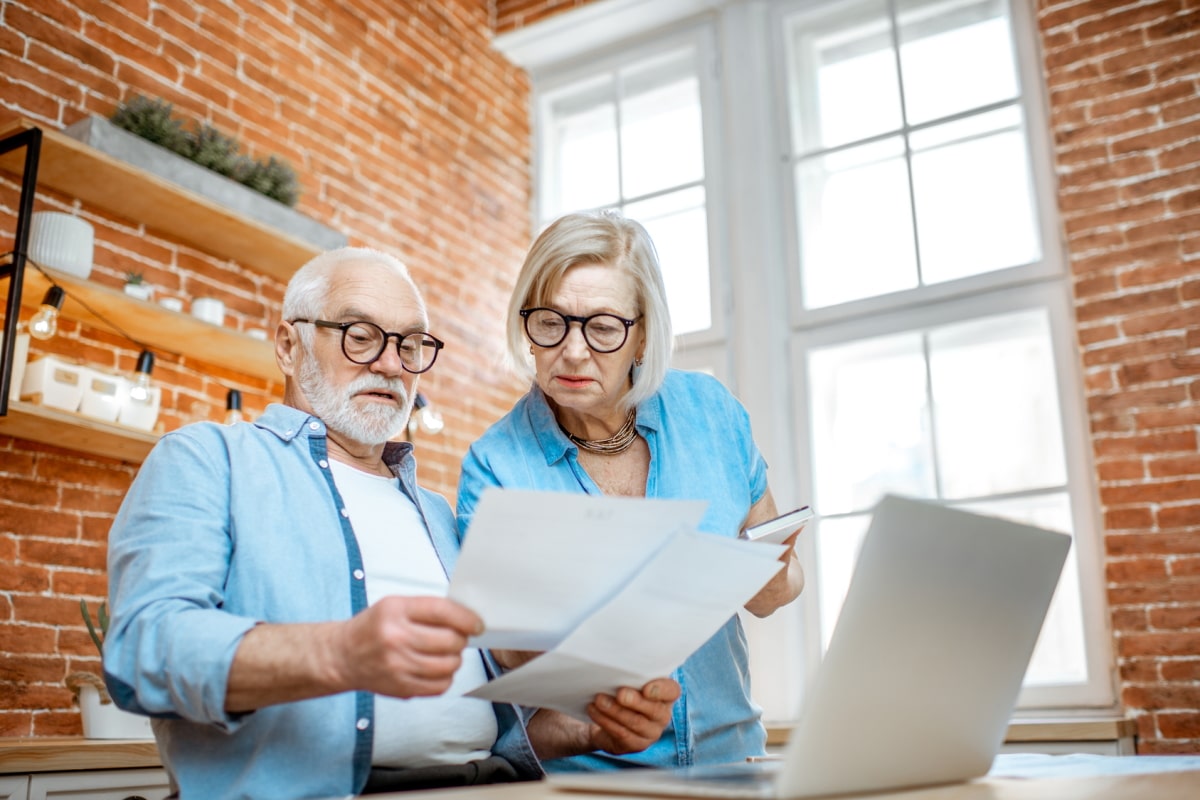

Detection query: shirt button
xmin=309 ymin=421 xmax=320 ymax=431
xmin=340 ymin=508 xmax=349 ymax=518
xmin=356 ymin=718 xmax=370 ymax=731
xmin=319 ymin=459 xmax=329 ymax=468
xmin=353 ymin=569 xmax=365 ymax=580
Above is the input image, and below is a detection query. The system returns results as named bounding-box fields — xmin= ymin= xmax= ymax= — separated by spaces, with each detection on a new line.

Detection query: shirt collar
xmin=255 ymin=403 xmax=415 ymax=466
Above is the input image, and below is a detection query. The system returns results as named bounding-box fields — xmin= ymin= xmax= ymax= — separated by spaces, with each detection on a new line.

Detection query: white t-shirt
xmin=330 ymin=460 xmax=497 ymax=768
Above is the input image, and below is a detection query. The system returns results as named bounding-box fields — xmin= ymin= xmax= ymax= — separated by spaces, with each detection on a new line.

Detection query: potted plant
xmin=122 ymin=271 xmax=154 ymax=302
xmin=66 ymin=600 xmax=153 ymax=739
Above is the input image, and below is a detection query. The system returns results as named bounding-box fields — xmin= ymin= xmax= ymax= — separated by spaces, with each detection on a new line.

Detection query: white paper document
xmin=447 ymin=489 xmax=787 ymax=720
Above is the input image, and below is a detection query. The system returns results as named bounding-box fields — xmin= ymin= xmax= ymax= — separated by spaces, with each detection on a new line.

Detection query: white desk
xmin=362 ymin=770 xmax=1200 ymax=799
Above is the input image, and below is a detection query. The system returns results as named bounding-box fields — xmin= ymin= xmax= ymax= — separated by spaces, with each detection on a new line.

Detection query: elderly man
xmin=103 ymin=248 xmax=679 ymax=800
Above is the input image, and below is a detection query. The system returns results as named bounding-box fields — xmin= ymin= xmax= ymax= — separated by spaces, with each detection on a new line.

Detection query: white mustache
xmin=348 ymin=376 xmax=409 ymax=404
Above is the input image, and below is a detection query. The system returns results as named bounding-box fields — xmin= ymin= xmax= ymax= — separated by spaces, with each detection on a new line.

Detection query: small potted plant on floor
xmin=66 ymin=600 xmax=154 ymax=739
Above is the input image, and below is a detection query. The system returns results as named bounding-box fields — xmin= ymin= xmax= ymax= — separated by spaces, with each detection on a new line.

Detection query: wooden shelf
xmin=21 ymin=268 xmax=280 ymax=383
xmin=0 ymin=400 xmax=158 ymax=463
xmin=0 ymin=737 xmax=161 ymax=774
xmin=0 ymin=118 xmax=322 ymax=282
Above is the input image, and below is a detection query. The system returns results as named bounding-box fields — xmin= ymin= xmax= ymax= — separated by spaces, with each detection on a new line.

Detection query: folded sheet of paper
xmin=448 ymin=489 xmax=787 ymax=720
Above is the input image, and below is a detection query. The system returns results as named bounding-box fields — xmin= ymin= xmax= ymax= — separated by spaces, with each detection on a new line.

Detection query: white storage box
xmin=118 ymin=384 xmax=161 ymax=431
xmin=20 ymin=356 xmax=86 ymax=412
xmin=79 ymin=368 xmax=130 ymax=423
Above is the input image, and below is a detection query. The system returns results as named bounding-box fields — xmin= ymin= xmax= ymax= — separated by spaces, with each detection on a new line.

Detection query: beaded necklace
xmin=560 ymin=408 xmax=639 ymax=455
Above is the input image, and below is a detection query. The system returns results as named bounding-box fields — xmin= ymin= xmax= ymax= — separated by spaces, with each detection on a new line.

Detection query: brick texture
xmin=1036 ymin=0 xmax=1200 ymax=755
xmin=494 ymin=0 xmax=1200 ymax=756
xmin=0 ymin=0 xmax=530 ymax=736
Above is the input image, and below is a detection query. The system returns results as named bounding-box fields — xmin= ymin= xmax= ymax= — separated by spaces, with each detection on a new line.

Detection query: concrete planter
xmin=63 ymin=115 xmax=346 ymax=252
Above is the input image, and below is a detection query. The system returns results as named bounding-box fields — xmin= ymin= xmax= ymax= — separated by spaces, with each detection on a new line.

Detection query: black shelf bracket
xmin=0 ymin=125 xmax=42 ymax=416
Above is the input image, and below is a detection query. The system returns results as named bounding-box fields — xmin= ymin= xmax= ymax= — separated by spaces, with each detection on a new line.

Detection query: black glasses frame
xmin=290 ymin=318 xmax=445 ymax=373
xmin=519 ymin=307 xmax=641 ymax=354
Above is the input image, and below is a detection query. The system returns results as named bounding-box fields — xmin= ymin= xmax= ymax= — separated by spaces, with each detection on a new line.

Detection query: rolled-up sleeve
xmin=104 ymin=427 xmax=260 ymax=731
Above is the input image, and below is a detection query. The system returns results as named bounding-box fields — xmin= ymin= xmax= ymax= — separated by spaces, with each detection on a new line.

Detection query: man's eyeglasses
xmin=290 ymin=319 xmax=444 ymax=374
xmin=520 ymin=307 xmax=640 ymax=354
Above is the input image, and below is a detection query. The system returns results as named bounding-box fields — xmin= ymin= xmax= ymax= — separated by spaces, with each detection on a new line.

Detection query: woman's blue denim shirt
xmin=104 ymin=403 xmax=540 ymax=800
xmin=457 ymin=369 xmax=770 ymax=770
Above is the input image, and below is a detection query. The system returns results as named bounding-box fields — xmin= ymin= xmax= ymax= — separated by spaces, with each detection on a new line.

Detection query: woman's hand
xmin=526 ymin=677 xmax=681 ymax=760
xmin=586 ymin=677 xmax=681 ymax=754
xmin=741 ymin=489 xmax=805 ymax=618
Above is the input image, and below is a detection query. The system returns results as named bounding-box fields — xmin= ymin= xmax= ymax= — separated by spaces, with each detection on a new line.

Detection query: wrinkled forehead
xmin=325 ymin=258 xmax=427 ymax=326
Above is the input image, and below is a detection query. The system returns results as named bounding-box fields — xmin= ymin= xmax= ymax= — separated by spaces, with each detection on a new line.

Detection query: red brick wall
xmin=495 ymin=0 xmax=1200 ymax=756
xmin=0 ymin=0 xmax=530 ymax=736
xmin=1036 ymin=0 xmax=1200 ymax=755
xmin=492 ymin=0 xmax=594 ymax=31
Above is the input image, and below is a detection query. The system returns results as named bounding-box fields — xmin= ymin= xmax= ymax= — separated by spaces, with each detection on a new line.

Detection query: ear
xmin=275 ymin=321 xmax=301 ymax=378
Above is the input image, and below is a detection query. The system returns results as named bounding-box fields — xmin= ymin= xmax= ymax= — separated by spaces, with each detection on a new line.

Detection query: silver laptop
xmin=548 ymin=494 xmax=1071 ymax=799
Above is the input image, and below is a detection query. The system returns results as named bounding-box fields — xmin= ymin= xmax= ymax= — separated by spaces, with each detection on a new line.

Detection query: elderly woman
xmin=456 ymin=211 xmax=804 ymax=771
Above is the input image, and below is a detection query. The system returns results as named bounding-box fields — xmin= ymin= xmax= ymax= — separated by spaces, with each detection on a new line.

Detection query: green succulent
xmin=186 ymin=122 xmax=243 ymax=178
xmin=110 ymin=95 xmax=189 ymax=154
xmin=80 ymin=599 xmax=109 ymax=655
xmin=239 ymin=154 xmax=301 ymax=207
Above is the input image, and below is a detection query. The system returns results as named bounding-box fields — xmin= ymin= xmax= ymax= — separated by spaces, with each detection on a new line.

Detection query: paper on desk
xmin=449 ymin=489 xmax=708 ymax=651
xmin=449 ymin=490 xmax=787 ymax=720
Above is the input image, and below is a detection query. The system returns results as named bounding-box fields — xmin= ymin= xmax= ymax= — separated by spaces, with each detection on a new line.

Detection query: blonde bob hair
xmin=505 ymin=211 xmax=673 ymax=411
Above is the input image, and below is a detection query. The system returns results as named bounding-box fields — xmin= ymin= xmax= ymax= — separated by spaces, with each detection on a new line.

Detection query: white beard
xmin=297 ymin=354 xmax=413 ymax=446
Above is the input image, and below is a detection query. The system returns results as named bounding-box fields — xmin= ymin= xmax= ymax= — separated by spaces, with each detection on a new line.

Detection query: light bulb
xmin=225 ymin=388 xmax=244 ymax=425
xmin=28 ymin=286 xmax=65 ymax=341
xmin=410 ymin=392 xmax=444 ymax=435
xmin=129 ymin=350 xmax=155 ymax=402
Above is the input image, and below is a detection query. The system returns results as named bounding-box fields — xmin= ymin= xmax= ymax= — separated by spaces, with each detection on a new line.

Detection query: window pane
xmin=626 ymin=187 xmax=711 ymax=335
xmin=620 ymin=49 xmax=704 ymax=199
xmin=785 ymin=0 xmax=900 ymax=152
xmin=809 ymin=332 xmax=936 ymax=516
xmin=911 ymin=108 xmax=1041 ymax=283
xmin=798 ymin=138 xmax=918 ymax=309
xmin=928 ymin=309 xmax=1067 ymax=499
xmin=545 ymin=79 xmax=619 ymax=214
xmin=897 ymin=0 xmax=1019 ymax=125
xmin=815 ymin=513 xmax=871 ymax=648
xmin=957 ymin=493 xmax=1088 ymax=685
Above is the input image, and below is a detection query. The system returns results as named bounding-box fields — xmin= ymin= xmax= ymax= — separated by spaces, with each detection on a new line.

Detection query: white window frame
xmin=495 ymin=0 xmax=1114 ymax=720
xmin=529 ymin=21 xmax=735 ymax=383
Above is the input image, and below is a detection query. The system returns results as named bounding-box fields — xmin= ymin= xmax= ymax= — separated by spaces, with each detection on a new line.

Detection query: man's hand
xmin=526 ymin=677 xmax=681 ymax=760
xmin=225 ymin=595 xmax=483 ymax=712
xmin=331 ymin=595 xmax=484 ymax=698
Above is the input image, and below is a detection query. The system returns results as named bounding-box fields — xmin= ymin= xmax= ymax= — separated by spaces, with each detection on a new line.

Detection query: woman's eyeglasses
xmin=520 ymin=307 xmax=640 ymax=354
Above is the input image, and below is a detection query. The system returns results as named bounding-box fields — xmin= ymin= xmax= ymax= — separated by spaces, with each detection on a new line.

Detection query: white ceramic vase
xmin=29 ymin=211 xmax=94 ymax=278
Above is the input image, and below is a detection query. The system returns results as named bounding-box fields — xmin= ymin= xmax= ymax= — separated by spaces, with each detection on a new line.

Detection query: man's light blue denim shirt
xmin=457 ymin=369 xmax=770 ymax=771
xmin=104 ymin=403 xmax=540 ymax=800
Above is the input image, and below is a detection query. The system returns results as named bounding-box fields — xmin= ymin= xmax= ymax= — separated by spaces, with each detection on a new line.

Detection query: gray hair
xmin=283 ymin=247 xmax=421 ymax=347
xmin=505 ymin=211 xmax=672 ymax=410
